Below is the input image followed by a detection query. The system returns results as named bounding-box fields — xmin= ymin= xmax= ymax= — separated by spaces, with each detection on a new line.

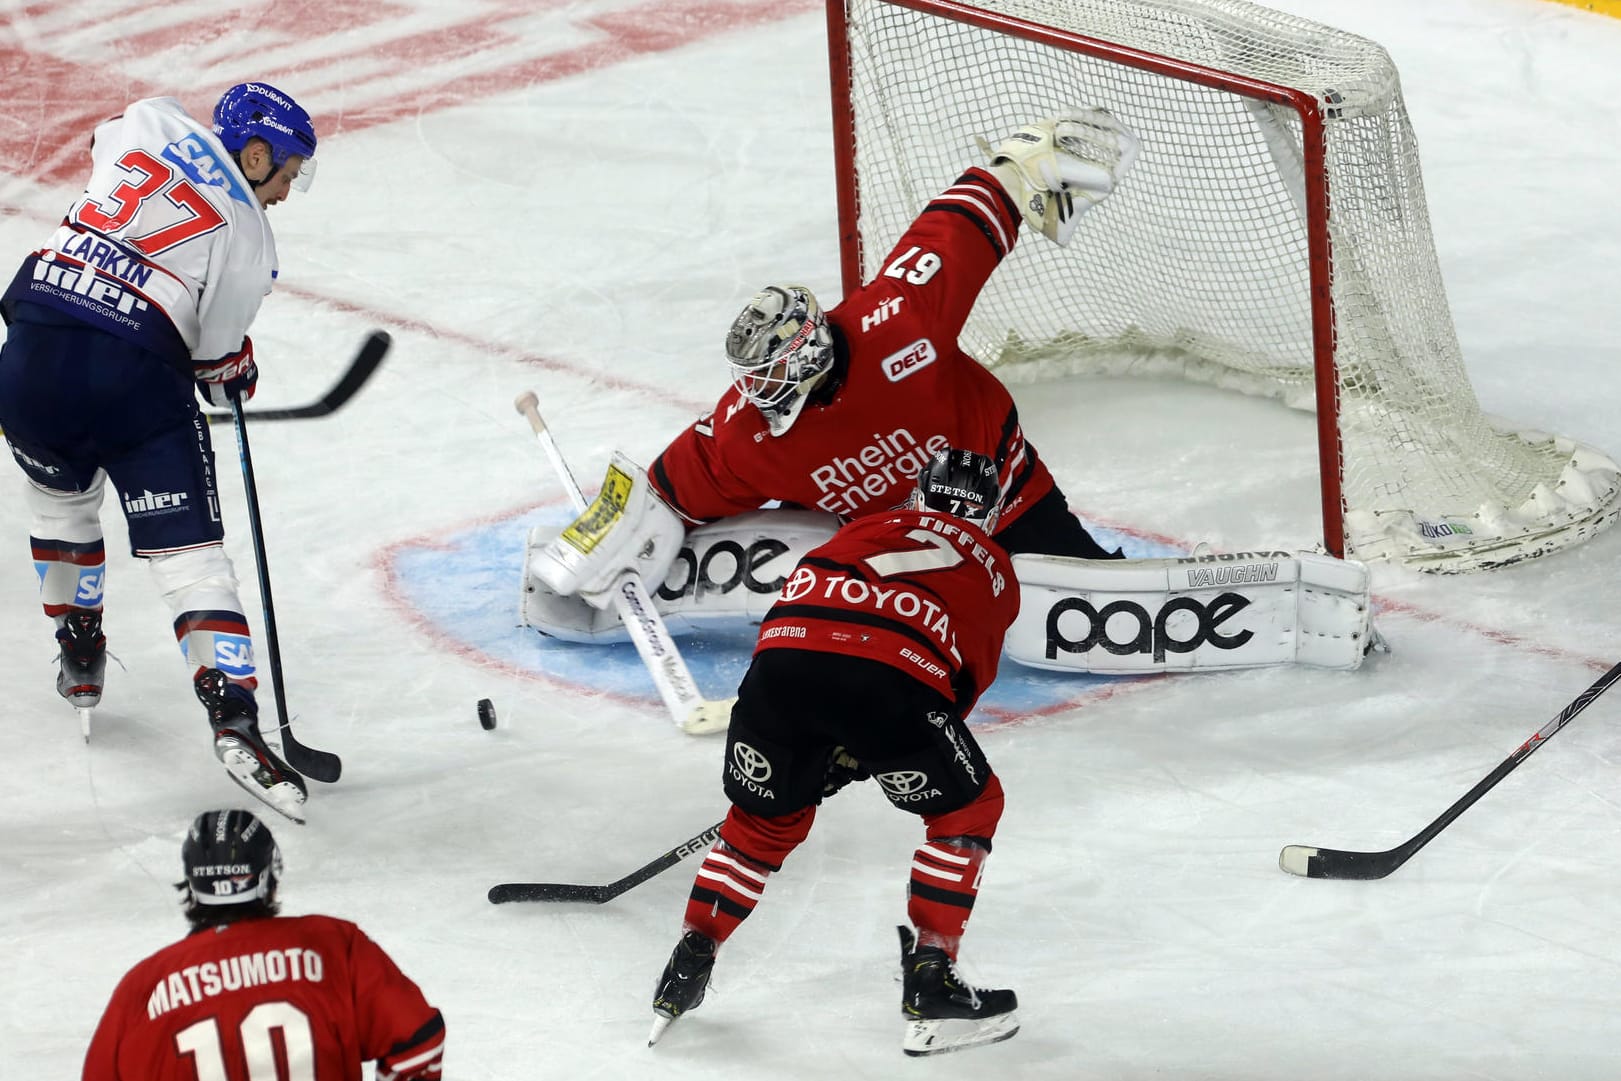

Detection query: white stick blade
xmin=682 ymin=698 xmax=736 ymax=736
xmin=1278 ymin=845 xmax=1319 ymax=877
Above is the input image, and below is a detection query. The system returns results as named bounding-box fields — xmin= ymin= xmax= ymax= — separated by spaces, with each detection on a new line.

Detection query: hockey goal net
xmin=828 ymin=0 xmax=1619 ymax=571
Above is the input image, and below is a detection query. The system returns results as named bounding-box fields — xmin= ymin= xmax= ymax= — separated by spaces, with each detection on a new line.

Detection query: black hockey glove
xmin=820 ymin=746 xmax=869 ymax=802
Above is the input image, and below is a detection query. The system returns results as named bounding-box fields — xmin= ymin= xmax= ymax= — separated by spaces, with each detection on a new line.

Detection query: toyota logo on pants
xmin=875 ymin=769 xmax=930 ymax=796
xmin=731 ymin=742 xmax=773 ymax=783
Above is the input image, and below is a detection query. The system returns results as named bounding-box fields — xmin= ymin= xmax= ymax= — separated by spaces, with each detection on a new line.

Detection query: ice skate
xmin=195 ymin=668 xmax=308 ymax=823
xmin=55 ymin=609 xmax=107 ymax=742
xmin=648 ymin=930 xmax=717 ymax=1045
xmin=898 ymin=926 xmax=1019 ymax=1056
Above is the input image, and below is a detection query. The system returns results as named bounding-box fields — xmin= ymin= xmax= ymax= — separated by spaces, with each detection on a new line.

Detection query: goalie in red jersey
xmin=527 ymin=111 xmax=1140 ymax=630
xmin=83 ymin=809 xmax=444 ymax=1081
xmin=647 ymin=449 xmax=1023 ymax=1057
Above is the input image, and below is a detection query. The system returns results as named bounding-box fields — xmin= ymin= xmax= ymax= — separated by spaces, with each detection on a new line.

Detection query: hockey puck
xmin=477 ymin=698 xmax=497 ymax=731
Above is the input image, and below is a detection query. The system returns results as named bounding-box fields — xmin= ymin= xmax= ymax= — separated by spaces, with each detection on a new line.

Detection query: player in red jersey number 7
xmin=82 ymin=809 xmax=445 ymax=1081
xmin=649 ymin=449 xmax=1022 ymax=1057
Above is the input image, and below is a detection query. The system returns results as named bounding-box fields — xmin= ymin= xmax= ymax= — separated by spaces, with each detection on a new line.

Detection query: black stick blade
xmin=1279 ymin=843 xmax=1404 ymax=880
xmin=488 ymin=882 xmax=613 ymax=904
xmin=282 ymin=731 xmax=342 ymax=784
xmin=206 ymin=330 xmax=391 ymax=423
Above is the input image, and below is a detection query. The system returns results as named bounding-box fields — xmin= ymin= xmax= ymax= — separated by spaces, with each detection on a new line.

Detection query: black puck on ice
xmin=477 ymin=698 xmax=497 ymax=731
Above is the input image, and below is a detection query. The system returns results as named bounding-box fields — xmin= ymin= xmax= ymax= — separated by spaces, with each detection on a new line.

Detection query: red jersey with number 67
xmin=650 ymin=167 xmax=1056 ymax=537
xmin=756 ymin=509 xmax=1019 ymax=715
xmin=82 ymin=914 xmax=444 ymax=1081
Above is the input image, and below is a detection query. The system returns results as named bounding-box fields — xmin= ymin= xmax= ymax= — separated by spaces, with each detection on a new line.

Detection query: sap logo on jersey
xmin=1045 ymin=593 xmax=1254 ymax=664
xmin=883 ymin=338 xmax=937 ymax=382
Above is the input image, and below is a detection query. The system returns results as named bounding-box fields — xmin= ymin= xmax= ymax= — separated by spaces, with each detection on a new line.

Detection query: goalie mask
xmin=913 ymin=448 xmax=1003 ymax=534
xmin=179 ymin=809 xmax=282 ymax=909
xmin=725 ymin=284 xmax=835 ymax=437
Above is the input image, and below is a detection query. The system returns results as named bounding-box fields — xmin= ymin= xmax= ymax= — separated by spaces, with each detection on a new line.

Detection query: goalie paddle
xmin=205 ymin=330 xmax=390 ymax=423
xmin=488 ymin=820 xmax=723 ymax=904
xmin=1280 ymin=660 xmax=1621 ymax=880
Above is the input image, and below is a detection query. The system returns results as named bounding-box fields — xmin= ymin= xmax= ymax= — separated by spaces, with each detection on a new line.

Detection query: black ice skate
xmin=55 ymin=609 xmax=107 ymax=741
xmin=195 ymin=668 xmax=308 ymax=823
xmin=898 ymin=926 xmax=1019 ymax=1056
xmin=648 ymin=930 xmax=718 ymax=1046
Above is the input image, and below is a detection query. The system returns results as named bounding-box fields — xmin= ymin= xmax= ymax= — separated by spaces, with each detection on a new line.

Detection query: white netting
xmin=838 ymin=0 xmax=1619 ymax=570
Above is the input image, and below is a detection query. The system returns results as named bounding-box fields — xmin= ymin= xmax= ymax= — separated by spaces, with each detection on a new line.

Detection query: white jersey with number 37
xmin=10 ymin=96 xmax=276 ymax=363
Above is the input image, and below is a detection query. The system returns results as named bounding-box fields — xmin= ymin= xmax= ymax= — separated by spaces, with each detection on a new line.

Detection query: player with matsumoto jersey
xmin=83 ymin=810 xmax=444 ymax=1081
xmin=0 ymin=82 xmax=318 ymax=820
xmin=648 ymin=111 xmax=1142 ymax=560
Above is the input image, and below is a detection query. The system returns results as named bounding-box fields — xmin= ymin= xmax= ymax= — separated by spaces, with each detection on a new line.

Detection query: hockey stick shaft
xmin=488 ymin=819 xmax=724 ymax=904
xmin=228 ymin=400 xmax=343 ymax=784
xmin=1280 ymin=660 xmax=1621 ymax=879
xmin=206 ymin=331 xmax=390 ymax=423
xmin=513 ymin=391 xmax=734 ymax=735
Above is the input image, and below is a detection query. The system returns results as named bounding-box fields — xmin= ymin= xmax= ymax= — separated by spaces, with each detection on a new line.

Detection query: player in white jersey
xmin=0 ymin=83 xmax=317 ymax=820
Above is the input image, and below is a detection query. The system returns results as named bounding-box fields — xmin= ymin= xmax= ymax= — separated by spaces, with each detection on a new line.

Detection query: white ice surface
xmin=3 ymin=1 xmax=1620 ymax=1077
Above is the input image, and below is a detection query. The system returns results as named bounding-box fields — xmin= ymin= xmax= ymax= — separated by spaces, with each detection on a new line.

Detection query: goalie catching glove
xmin=980 ymin=108 xmax=1140 ymax=247
xmin=530 ymin=453 xmax=686 ymax=610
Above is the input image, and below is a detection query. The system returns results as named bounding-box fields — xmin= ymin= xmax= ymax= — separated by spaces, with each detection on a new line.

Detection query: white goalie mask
xmin=725 ymin=284 xmax=835 ymax=437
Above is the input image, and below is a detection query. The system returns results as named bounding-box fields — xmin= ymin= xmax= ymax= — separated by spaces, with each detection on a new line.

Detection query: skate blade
xmin=217 ymin=744 xmax=308 ymax=824
xmin=902 ymin=1010 xmax=1020 ymax=1056
xmin=648 ymin=1011 xmax=675 ymax=1046
xmin=76 ymin=705 xmax=94 ymax=743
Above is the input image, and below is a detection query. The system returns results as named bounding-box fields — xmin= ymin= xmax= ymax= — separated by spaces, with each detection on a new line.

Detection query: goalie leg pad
xmin=1004 ymin=550 xmax=1373 ymax=673
xmin=520 ymin=508 xmax=836 ymax=640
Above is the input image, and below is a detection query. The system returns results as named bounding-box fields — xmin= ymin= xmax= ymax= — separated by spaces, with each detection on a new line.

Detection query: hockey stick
xmin=228 ymin=398 xmax=343 ymax=784
xmin=488 ymin=819 xmax=723 ymax=904
xmin=205 ymin=331 xmax=390 ymax=424
xmin=513 ymin=391 xmax=734 ymax=736
xmin=1280 ymin=661 xmax=1621 ymax=880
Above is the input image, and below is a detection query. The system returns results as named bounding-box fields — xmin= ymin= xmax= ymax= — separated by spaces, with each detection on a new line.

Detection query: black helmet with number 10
xmin=913 ymin=448 xmax=1003 ymax=534
xmin=179 ymin=809 xmax=282 ymax=913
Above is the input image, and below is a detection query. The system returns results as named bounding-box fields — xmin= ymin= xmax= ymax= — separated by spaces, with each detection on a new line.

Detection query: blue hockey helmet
xmin=212 ymin=82 xmax=317 ymax=190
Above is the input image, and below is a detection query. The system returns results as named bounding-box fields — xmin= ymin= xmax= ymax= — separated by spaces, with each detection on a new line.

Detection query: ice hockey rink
xmin=4 ymin=0 xmax=1621 ymax=1076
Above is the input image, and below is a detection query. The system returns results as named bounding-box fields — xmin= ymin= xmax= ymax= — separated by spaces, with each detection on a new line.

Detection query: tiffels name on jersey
xmin=809 ymin=427 xmax=948 ymax=517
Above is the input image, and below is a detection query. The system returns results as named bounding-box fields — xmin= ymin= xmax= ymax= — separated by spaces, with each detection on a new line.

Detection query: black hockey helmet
xmin=179 ymin=809 xmax=281 ymax=909
xmin=913 ymin=448 xmax=1002 ymax=533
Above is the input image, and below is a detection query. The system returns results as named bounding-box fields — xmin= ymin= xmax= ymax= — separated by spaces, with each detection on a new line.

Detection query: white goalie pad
xmin=1005 ymin=550 xmax=1374 ymax=673
xmin=521 ymin=509 xmax=839 ymax=642
xmin=529 ymin=453 xmax=686 ymax=610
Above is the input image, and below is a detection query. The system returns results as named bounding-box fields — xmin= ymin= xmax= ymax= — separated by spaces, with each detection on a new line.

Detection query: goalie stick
xmin=205 ymin=330 xmax=391 ymax=423
xmin=513 ymin=391 xmax=735 ymax=736
xmin=1280 ymin=660 xmax=1621 ymax=880
xmin=488 ymin=819 xmax=723 ymax=904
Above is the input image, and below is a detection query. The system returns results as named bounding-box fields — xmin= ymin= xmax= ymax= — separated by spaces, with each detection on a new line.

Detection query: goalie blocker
xmin=523 ymin=505 xmax=1375 ymax=673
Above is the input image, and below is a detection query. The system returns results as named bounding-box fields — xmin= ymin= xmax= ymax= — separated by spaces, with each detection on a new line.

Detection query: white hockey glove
xmin=980 ymin=108 xmax=1141 ymax=247
xmin=530 ymin=453 xmax=686 ymax=611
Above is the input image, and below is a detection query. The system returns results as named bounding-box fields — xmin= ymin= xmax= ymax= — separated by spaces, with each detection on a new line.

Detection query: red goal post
xmin=825 ymin=0 xmax=1620 ymax=571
